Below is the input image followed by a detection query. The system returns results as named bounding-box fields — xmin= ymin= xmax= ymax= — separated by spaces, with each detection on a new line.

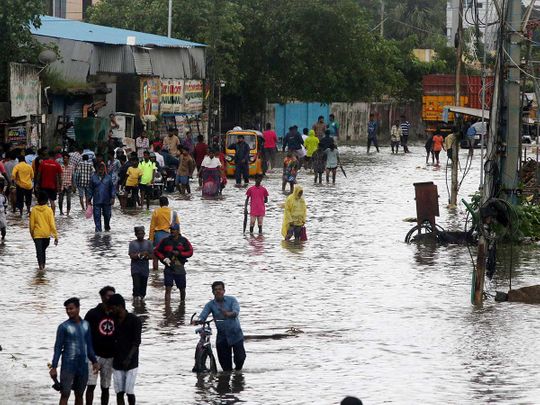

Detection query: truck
xmin=422 ymin=74 xmax=494 ymax=136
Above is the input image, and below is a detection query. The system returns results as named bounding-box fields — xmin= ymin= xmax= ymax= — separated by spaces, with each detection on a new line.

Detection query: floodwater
xmin=1 ymin=145 xmax=540 ymax=405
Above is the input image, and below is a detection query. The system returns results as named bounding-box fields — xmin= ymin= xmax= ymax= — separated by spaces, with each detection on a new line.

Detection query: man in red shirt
xmin=262 ymin=123 xmax=278 ymax=172
xmin=193 ymin=135 xmax=208 ymax=186
xmin=37 ymin=150 xmax=62 ymax=214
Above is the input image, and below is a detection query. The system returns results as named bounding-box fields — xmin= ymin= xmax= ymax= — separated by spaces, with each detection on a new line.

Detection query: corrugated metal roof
xmin=35 ymin=37 xmax=92 ymax=82
xmin=133 ymin=48 xmax=153 ymax=75
xmin=31 ymin=16 xmax=206 ymax=48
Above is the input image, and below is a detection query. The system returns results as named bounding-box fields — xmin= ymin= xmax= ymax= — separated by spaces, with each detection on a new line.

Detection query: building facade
xmin=47 ymin=0 xmax=98 ymax=20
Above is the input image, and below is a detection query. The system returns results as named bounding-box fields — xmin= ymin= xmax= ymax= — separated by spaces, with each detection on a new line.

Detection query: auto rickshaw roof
xmin=226 ymin=130 xmax=263 ymax=137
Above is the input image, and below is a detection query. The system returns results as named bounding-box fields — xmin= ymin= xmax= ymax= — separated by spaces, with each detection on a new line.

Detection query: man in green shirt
xmin=138 ymin=151 xmax=156 ymax=209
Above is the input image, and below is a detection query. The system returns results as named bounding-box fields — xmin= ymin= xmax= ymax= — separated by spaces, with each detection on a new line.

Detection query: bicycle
xmin=190 ymin=313 xmax=218 ymax=373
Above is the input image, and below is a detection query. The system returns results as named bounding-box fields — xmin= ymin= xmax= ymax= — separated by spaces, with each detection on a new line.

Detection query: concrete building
xmin=47 ymin=0 xmax=99 ymax=20
xmin=29 ymin=16 xmax=206 ymax=148
xmin=446 ymin=0 xmax=499 ymax=51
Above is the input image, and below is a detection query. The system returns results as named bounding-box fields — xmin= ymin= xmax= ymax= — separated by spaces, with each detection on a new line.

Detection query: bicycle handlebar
xmin=191 ymin=312 xmax=216 ymax=326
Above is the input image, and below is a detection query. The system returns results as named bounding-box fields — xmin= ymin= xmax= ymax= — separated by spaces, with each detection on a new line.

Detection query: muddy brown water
xmin=1 ymin=145 xmax=540 ymax=404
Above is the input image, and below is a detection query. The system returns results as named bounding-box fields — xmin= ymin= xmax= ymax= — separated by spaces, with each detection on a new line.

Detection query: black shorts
xmin=139 ymin=184 xmax=152 ymax=194
xmin=42 ymin=188 xmax=58 ymax=201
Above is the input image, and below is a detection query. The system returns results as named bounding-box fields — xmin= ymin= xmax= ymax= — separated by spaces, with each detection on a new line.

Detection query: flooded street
xmin=1 ymin=145 xmax=540 ymax=404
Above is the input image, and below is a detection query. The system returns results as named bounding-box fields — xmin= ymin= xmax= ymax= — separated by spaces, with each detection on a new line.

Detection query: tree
xmin=0 ymin=0 xmax=43 ymax=100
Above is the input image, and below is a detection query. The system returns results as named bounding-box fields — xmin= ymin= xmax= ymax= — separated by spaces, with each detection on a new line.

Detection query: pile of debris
xmin=519 ymin=159 xmax=540 ymax=203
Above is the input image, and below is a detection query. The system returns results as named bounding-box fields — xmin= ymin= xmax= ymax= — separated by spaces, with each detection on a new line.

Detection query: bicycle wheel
xmin=208 ymin=349 xmax=217 ymax=373
xmin=194 ymin=346 xmax=217 ymax=373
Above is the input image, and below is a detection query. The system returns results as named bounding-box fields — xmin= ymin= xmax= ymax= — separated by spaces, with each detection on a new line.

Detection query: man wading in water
xmin=50 ymin=297 xmax=99 ymax=405
xmin=154 ymin=223 xmax=193 ymax=303
xmin=193 ymin=281 xmax=246 ymax=371
xmin=84 ymin=286 xmax=116 ymax=405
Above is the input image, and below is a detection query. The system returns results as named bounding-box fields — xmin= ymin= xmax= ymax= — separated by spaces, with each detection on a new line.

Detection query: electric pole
xmin=500 ymin=0 xmax=522 ymax=204
xmin=451 ymin=0 xmax=463 ymax=207
xmin=168 ymin=0 xmax=172 ymax=38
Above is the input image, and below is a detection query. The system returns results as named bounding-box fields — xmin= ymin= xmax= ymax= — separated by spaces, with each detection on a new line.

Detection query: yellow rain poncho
xmin=304 ymin=130 xmax=320 ymax=157
xmin=281 ymin=185 xmax=307 ymax=238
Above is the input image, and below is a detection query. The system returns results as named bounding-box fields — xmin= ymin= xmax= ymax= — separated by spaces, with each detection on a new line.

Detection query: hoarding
xmin=184 ymin=80 xmax=203 ymax=113
xmin=160 ymin=79 xmax=185 ymax=113
xmin=7 ymin=126 xmax=27 ymax=149
xmin=140 ymin=77 xmax=160 ymax=117
xmin=10 ymin=63 xmax=40 ymax=117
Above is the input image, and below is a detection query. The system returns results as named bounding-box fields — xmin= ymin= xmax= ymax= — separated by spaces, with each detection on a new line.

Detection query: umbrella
xmin=243 ymin=207 xmax=248 ymax=234
xmin=340 ymin=165 xmax=347 ymax=178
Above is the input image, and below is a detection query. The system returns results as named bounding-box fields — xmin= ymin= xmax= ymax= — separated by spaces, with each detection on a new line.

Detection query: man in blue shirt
xmin=367 ymin=113 xmax=380 ymax=153
xmin=88 ymin=163 xmax=116 ymax=232
xmin=194 ymin=281 xmax=246 ymax=371
xmin=328 ymin=114 xmax=340 ymax=140
xmin=50 ymin=297 xmax=99 ymax=405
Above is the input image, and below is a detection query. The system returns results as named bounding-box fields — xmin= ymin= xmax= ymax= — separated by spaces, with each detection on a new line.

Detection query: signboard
xmin=140 ymin=77 xmax=160 ymax=117
xmin=10 ymin=63 xmax=40 ymax=117
xmin=160 ymin=79 xmax=185 ymax=113
xmin=7 ymin=126 xmax=27 ymax=149
xmin=184 ymin=80 xmax=203 ymax=113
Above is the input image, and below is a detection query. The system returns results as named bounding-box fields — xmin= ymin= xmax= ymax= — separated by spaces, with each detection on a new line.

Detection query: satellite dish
xmin=38 ymin=49 xmax=57 ymax=65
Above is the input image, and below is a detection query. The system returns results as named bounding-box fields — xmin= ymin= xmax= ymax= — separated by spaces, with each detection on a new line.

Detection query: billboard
xmin=140 ymin=77 xmax=160 ymax=117
xmin=184 ymin=80 xmax=203 ymax=113
xmin=160 ymin=79 xmax=185 ymax=113
xmin=10 ymin=63 xmax=40 ymax=117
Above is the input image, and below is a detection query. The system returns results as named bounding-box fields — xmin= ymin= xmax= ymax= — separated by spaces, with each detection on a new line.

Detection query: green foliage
xmin=0 ymin=0 xmax=43 ymax=100
xmin=87 ymin=0 xmax=454 ymax=110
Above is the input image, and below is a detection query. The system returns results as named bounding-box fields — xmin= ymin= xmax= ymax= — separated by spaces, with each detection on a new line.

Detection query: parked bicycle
xmin=190 ymin=313 xmax=218 ymax=373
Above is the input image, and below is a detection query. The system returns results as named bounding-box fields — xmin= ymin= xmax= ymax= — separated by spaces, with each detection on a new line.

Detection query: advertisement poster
xmin=7 ymin=126 xmax=27 ymax=149
xmin=160 ymin=79 xmax=185 ymax=113
xmin=140 ymin=77 xmax=160 ymax=117
xmin=184 ymin=80 xmax=203 ymax=113
xmin=10 ymin=63 xmax=40 ymax=117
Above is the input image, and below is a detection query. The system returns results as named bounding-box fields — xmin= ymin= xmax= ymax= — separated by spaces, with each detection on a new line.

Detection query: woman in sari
xmin=281 ymin=185 xmax=307 ymax=241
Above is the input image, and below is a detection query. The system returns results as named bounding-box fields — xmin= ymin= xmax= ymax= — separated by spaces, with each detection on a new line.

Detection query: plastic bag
xmin=300 ymin=226 xmax=308 ymax=241
xmin=85 ymin=203 xmax=93 ymax=219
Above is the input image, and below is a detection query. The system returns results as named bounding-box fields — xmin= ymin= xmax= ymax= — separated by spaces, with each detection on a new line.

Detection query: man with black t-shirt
xmin=108 ymin=294 xmax=142 ymax=405
xmin=84 ymin=286 xmax=116 ymax=405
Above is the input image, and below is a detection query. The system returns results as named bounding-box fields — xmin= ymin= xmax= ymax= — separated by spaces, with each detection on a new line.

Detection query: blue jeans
xmin=235 ymin=161 xmax=249 ymax=184
xmin=216 ymin=337 xmax=246 ymax=371
xmin=93 ymin=204 xmax=112 ymax=232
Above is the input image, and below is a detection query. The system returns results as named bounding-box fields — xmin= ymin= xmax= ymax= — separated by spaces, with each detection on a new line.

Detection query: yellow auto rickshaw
xmin=224 ymin=130 xmax=264 ymax=177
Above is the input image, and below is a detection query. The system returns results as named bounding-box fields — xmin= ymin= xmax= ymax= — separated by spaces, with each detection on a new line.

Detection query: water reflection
xmin=3 ymin=146 xmax=540 ymax=404
xmin=160 ymin=301 xmax=186 ymax=328
xmin=195 ymin=372 xmax=245 ymax=404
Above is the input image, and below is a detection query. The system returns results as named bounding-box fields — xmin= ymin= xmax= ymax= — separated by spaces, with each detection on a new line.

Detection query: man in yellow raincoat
xmin=281 ymin=185 xmax=307 ymax=241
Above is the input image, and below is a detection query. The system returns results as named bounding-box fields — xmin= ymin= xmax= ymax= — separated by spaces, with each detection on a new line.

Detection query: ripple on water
xmin=1 ymin=146 xmax=540 ymax=404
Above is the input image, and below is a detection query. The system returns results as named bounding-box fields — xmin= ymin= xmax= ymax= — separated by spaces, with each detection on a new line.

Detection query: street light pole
xmin=167 ymin=0 xmax=172 ymax=38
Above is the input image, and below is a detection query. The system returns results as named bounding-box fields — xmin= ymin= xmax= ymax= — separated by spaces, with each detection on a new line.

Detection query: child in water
xmin=245 ymin=174 xmax=269 ymax=234
xmin=324 ymin=144 xmax=340 ymax=184
xmin=282 ymin=152 xmax=299 ymax=193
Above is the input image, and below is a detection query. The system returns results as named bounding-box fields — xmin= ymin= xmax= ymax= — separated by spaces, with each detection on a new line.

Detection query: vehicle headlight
xmin=225 ymin=155 xmax=233 ymax=162
xmin=249 ymin=155 xmax=257 ymax=163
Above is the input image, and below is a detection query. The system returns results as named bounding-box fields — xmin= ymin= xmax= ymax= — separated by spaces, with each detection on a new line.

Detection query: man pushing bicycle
xmin=192 ymin=281 xmax=246 ymax=371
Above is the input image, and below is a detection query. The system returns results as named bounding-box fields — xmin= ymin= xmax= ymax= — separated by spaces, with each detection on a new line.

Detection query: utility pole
xmin=380 ymin=1 xmax=385 ymax=38
xmin=167 ymin=0 xmax=172 ymax=38
xmin=500 ymin=0 xmax=522 ymax=204
xmin=451 ymin=0 xmax=463 ymax=207
xmin=473 ymin=0 xmax=522 ymax=305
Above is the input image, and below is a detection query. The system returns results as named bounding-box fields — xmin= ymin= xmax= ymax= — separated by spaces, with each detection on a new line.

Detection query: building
xmin=446 ymin=0 xmax=499 ymax=51
xmin=47 ymin=0 xmax=99 ymax=20
xmin=28 ymin=16 xmax=206 ymax=148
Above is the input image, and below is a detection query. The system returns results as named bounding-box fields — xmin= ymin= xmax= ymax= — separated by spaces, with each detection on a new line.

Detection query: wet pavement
xmin=1 ymin=145 xmax=540 ymax=404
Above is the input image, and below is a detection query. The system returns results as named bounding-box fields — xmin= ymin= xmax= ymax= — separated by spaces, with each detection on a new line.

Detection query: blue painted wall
xmin=274 ymin=102 xmax=329 ymax=141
